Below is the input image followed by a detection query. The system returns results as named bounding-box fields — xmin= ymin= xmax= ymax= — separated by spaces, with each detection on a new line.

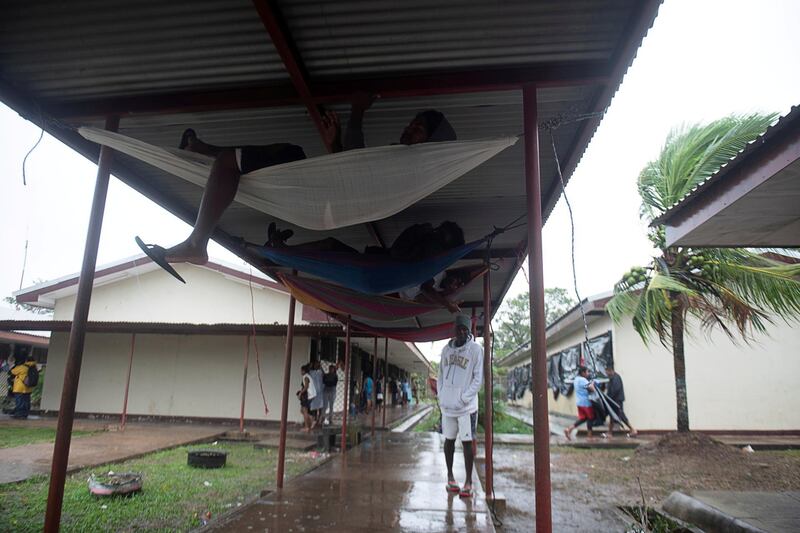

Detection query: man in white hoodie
xmin=437 ymin=314 xmax=484 ymax=498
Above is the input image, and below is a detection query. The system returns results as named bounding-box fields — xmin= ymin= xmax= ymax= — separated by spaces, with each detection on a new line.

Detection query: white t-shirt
xmin=304 ymin=374 xmax=317 ymax=399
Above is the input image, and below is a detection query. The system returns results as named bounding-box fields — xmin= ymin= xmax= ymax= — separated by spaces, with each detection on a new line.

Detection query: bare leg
xmin=165 ymin=149 xmax=240 ymax=264
xmin=444 ymin=438 xmax=456 ymax=483
xmin=463 ymin=440 xmax=474 ymax=489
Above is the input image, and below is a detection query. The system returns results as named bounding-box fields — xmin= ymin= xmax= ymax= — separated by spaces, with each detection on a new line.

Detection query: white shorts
xmin=441 ymin=411 xmax=478 ymax=442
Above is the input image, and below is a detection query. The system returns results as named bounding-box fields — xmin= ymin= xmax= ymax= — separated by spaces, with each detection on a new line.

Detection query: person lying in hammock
xmin=137 ymin=92 xmax=457 ymax=283
xmin=263 ymin=220 xmax=469 ymax=312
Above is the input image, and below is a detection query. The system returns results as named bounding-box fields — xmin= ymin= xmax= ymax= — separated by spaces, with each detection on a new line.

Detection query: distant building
xmin=497 ymin=293 xmax=800 ymax=432
xmin=6 ymin=256 xmax=428 ymax=423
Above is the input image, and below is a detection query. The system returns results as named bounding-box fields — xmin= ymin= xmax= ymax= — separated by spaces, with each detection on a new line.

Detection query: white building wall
xmin=614 ymin=315 xmax=800 ymax=431
xmin=506 ymin=313 xmax=800 ymax=432
xmin=52 ymin=264 xmax=304 ymax=325
xmin=42 ymin=331 xmax=311 ymax=423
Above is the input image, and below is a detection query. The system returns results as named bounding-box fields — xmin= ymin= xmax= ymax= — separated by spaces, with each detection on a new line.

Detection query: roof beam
xmin=251 ymin=0 xmax=327 ymax=142
xmin=0 ymin=320 xmax=362 ymax=337
xmin=48 ymin=61 xmax=610 ymax=121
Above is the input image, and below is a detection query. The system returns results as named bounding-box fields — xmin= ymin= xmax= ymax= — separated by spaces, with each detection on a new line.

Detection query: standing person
xmin=376 ymin=376 xmax=384 ymax=408
xmin=296 ymin=365 xmax=317 ymax=432
xmin=11 ymin=354 xmax=37 ymax=419
xmin=390 ymin=378 xmax=398 ymax=406
xmin=363 ymin=372 xmax=374 ymax=415
xmin=564 ymin=366 xmax=597 ymax=441
xmin=3 ymin=355 xmax=15 ymax=410
xmin=322 ymin=363 xmax=338 ymax=425
xmin=438 ymin=314 xmax=483 ymax=499
xmin=605 ymin=366 xmax=638 ymax=437
xmin=309 ymin=360 xmax=325 ymax=425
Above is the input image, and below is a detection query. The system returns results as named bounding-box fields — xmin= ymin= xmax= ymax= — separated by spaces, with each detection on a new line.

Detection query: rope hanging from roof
xmin=78 ymin=127 xmax=517 ymax=231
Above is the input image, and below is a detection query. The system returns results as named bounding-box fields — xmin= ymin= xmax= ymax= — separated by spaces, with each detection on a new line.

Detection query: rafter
xmin=49 ymin=61 xmax=609 ymax=121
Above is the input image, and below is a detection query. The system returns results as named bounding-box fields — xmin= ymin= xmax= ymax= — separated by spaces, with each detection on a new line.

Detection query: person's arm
xmin=343 ymin=92 xmax=376 ymax=151
xmin=417 ymin=281 xmax=462 ymax=313
xmin=10 ymin=365 xmax=24 ymax=376
xmin=460 ymin=346 xmax=484 ymax=406
xmin=437 ymin=348 xmax=445 ymax=400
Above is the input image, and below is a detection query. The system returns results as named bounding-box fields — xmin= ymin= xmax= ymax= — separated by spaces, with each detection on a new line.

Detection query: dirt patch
xmin=635 ymin=432 xmax=739 ymax=461
xmin=555 ymin=439 xmax=800 ymax=503
xmin=488 ymin=441 xmax=800 ymax=532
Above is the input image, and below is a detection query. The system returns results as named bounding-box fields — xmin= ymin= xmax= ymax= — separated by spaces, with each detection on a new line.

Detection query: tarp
xmin=583 ymin=332 xmax=613 ymax=376
xmin=255 ymin=239 xmax=486 ymax=294
xmin=277 ymin=273 xmax=440 ymax=321
xmin=348 ymin=319 xmax=454 ymax=342
xmin=79 ymin=127 xmax=517 ymax=231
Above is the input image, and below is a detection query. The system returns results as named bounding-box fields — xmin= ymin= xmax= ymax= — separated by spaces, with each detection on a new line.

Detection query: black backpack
xmin=24 ymin=365 xmax=39 ymax=387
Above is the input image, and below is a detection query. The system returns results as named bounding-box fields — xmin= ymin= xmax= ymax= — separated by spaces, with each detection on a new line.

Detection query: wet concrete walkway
xmin=0 ymin=416 xmax=229 ymax=483
xmin=665 ymin=490 xmax=800 ymax=532
xmin=205 ymin=432 xmax=495 ymax=532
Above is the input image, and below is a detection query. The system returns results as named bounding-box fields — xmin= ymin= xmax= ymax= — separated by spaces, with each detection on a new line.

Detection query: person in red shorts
xmin=564 ymin=366 xmax=597 ymax=441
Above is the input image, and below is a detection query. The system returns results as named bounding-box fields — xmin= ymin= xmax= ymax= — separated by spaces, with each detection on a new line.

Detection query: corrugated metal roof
xmin=1 ymin=0 xmax=662 ymax=332
xmin=280 ymin=0 xmax=633 ymax=76
xmin=0 ymin=0 xmax=287 ymax=100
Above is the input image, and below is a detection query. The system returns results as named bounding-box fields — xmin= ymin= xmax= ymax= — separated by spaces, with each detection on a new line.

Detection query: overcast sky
xmin=1 ymin=0 xmax=798 ymax=358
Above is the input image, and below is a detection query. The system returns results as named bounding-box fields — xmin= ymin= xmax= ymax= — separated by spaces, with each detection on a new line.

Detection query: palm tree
xmin=607 ymin=113 xmax=800 ymax=432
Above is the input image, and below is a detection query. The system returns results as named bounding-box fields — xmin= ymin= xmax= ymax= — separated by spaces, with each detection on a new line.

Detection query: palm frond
xmin=648 ymin=272 xmax=697 ymax=295
xmin=638 ymin=113 xmax=777 ymax=222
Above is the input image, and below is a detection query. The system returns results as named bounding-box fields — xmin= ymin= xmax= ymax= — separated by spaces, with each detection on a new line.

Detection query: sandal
xmin=135 ymin=236 xmax=186 ymax=283
xmin=446 ymin=481 xmax=460 ymax=493
xmin=459 ymin=486 xmax=473 ymax=499
xmin=265 ymin=223 xmax=294 ymax=247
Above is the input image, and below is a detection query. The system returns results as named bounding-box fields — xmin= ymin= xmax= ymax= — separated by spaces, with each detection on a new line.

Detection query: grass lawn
xmin=0 ymin=442 xmax=324 ymax=532
xmin=481 ymin=411 xmax=533 ymax=435
xmin=412 ymin=406 xmax=533 ymax=435
xmin=0 ymin=427 xmax=96 ymax=448
xmin=413 ymin=406 xmax=441 ymax=432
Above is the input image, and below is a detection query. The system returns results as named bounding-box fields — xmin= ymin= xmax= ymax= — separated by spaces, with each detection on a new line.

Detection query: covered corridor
xmin=206 ymin=431 xmax=494 ymax=533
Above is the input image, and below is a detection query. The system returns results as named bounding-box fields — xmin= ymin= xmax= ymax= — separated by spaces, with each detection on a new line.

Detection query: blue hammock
xmin=252 ymin=238 xmax=488 ymax=294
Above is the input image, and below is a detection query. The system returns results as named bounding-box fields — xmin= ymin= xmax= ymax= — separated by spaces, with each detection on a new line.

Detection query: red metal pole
xmin=240 ymin=335 xmax=250 ymax=433
xmin=382 ymin=338 xmax=388 ymax=428
xmin=120 ymin=333 xmax=136 ymax=431
xmin=471 ymin=307 xmax=477 ymax=337
xmin=44 ymin=115 xmax=119 ymax=533
xmin=276 ymin=281 xmax=297 ymax=489
xmin=523 ymin=84 xmax=552 ymax=532
xmin=482 ymin=271 xmax=494 ymax=498
xmin=371 ymin=337 xmax=377 ymax=436
xmin=340 ymin=319 xmax=352 ymax=453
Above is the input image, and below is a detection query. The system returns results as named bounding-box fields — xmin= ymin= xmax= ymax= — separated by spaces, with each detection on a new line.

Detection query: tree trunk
xmin=670 ymin=294 xmax=690 ymax=432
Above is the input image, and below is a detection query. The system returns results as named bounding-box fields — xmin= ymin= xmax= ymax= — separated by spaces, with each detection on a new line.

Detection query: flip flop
xmin=459 ymin=486 xmax=473 ymax=499
xmin=135 ymin=236 xmax=186 ymax=283
xmin=446 ymin=481 xmax=460 ymax=493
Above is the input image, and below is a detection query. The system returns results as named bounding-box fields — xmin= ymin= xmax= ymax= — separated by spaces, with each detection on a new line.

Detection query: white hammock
xmin=79 ymin=127 xmax=517 ymax=231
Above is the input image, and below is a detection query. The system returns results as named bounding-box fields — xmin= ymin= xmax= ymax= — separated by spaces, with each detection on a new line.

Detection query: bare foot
xmin=563 ymin=428 xmax=572 ymax=441
xmin=164 ymin=240 xmax=209 ymax=264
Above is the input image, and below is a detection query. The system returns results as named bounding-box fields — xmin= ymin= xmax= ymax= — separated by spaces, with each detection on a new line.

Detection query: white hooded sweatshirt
xmin=437 ymin=334 xmax=484 ymax=417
